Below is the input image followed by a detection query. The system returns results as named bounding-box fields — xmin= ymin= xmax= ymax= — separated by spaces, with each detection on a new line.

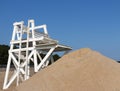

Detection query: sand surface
xmin=16 ymin=48 xmax=120 ymax=91
xmin=0 ymin=71 xmax=16 ymax=91
xmin=1 ymin=48 xmax=120 ymax=91
xmin=0 ymin=71 xmax=5 ymax=91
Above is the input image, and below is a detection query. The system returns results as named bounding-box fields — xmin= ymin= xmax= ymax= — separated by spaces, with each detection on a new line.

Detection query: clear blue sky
xmin=0 ymin=0 xmax=120 ymax=60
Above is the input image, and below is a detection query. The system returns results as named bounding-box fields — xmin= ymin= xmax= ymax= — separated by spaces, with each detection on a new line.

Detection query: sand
xmin=1 ymin=48 xmax=120 ymax=91
xmin=0 ymin=71 xmax=5 ymax=91
xmin=14 ymin=48 xmax=120 ymax=91
xmin=0 ymin=70 xmax=16 ymax=91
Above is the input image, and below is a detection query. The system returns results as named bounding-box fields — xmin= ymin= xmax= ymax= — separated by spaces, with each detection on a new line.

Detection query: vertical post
xmin=43 ymin=25 xmax=48 ymax=35
xmin=50 ymin=53 xmax=54 ymax=64
xmin=12 ymin=25 xmax=17 ymax=41
xmin=17 ymin=22 xmax=24 ymax=86
xmin=29 ymin=20 xmax=38 ymax=72
xmin=25 ymin=24 xmax=30 ymax=80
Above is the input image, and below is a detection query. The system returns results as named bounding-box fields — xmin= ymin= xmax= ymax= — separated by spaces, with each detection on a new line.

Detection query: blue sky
xmin=0 ymin=0 xmax=120 ymax=60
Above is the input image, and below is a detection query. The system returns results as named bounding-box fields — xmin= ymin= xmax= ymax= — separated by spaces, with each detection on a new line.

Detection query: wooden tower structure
xmin=3 ymin=19 xmax=72 ymax=89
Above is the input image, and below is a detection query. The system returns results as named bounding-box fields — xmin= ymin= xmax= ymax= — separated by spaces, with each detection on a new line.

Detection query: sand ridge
xmin=15 ymin=48 xmax=120 ymax=91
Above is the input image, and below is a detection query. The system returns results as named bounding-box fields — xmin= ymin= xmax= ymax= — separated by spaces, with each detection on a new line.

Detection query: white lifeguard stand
xmin=3 ymin=19 xmax=72 ymax=89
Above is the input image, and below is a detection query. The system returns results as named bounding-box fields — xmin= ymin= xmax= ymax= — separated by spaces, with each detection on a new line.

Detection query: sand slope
xmin=15 ymin=48 xmax=120 ymax=91
xmin=0 ymin=71 xmax=16 ymax=91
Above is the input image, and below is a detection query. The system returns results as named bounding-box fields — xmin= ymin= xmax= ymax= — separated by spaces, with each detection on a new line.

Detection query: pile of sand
xmin=0 ymin=72 xmax=5 ymax=91
xmin=14 ymin=48 xmax=120 ymax=91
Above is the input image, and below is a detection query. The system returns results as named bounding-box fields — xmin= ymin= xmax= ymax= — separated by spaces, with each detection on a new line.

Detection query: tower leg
xmin=3 ymin=53 xmax=11 ymax=89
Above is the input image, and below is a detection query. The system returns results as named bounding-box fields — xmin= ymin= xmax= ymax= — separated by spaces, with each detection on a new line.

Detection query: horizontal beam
xmin=29 ymin=25 xmax=45 ymax=30
xmin=10 ymin=37 xmax=44 ymax=44
xmin=10 ymin=47 xmax=34 ymax=52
